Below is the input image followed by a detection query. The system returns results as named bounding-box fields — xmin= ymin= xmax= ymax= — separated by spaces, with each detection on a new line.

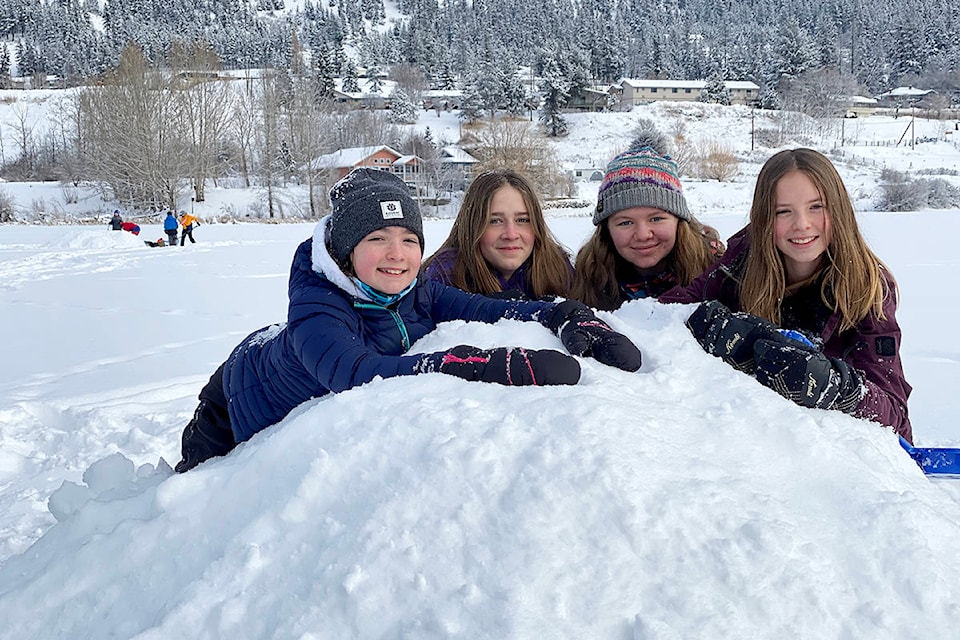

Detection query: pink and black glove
xmin=545 ymin=300 xmax=642 ymax=372
xmin=423 ymin=345 xmax=581 ymax=386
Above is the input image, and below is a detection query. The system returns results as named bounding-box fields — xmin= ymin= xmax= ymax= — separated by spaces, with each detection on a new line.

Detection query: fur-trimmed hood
xmin=310 ymin=215 xmax=371 ymax=302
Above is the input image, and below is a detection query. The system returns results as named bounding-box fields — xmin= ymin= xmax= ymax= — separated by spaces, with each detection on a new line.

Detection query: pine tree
xmin=368 ymin=69 xmax=384 ymax=94
xmin=388 ymin=86 xmax=417 ymax=123
xmin=458 ymin=81 xmax=485 ymax=123
xmin=341 ymin=58 xmax=360 ymax=93
xmin=537 ymin=49 xmax=570 ymax=137
xmin=0 ymin=45 xmax=9 ymax=89
xmin=700 ymin=70 xmax=732 ymax=105
xmin=313 ymin=45 xmax=336 ymax=99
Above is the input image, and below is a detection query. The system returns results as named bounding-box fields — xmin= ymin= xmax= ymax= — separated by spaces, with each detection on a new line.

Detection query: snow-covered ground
xmin=2 ymin=93 xmax=960 ymax=637
xmin=1 ymin=208 xmax=960 ymax=638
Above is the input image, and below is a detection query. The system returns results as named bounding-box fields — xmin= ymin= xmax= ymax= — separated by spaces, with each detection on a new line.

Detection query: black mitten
xmin=685 ymin=301 xmax=787 ymax=373
xmin=426 ymin=345 xmax=581 ymax=386
xmin=544 ymin=300 xmax=642 ymax=372
xmin=753 ymin=339 xmax=863 ymax=411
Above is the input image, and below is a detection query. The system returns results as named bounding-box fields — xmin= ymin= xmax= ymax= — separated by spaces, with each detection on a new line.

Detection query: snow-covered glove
xmin=753 ymin=338 xmax=863 ymax=412
xmin=424 ymin=345 xmax=581 ymax=386
xmin=685 ymin=301 xmax=786 ymax=373
xmin=545 ymin=300 xmax=642 ymax=372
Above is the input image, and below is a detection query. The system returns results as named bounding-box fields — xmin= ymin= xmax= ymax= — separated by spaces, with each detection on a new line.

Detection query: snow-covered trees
xmin=537 ymin=46 xmax=589 ymax=137
xmin=388 ymin=87 xmax=417 ymax=124
xmin=700 ymin=71 xmax=731 ymax=105
xmin=2 ymin=0 xmax=959 ymax=110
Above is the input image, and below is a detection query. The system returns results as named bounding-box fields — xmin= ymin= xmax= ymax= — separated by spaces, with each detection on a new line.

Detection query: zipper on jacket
xmin=353 ymin=301 xmax=411 ymax=351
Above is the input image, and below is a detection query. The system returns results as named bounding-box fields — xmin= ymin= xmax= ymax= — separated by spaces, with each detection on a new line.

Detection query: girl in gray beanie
xmin=570 ymin=131 xmax=724 ymax=310
xmin=174 ymin=167 xmax=643 ymax=472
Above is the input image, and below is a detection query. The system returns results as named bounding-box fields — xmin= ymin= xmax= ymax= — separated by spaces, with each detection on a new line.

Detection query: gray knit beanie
xmin=594 ymin=130 xmax=691 ymax=226
xmin=328 ymin=167 xmax=424 ymax=264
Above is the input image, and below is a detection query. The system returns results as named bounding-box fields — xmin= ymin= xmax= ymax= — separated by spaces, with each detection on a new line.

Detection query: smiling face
xmin=606 ymin=206 xmax=679 ymax=275
xmin=349 ymin=226 xmax=422 ymax=294
xmin=478 ymin=184 xmax=536 ymax=280
xmin=773 ymin=170 xmax=833 ymax=284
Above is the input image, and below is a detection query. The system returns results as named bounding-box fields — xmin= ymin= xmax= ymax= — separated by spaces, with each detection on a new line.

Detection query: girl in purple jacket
xmin=422 ymin=169 xmax=574 ymax=299
xmin=660 ymin=148 xmax=912 ymax=442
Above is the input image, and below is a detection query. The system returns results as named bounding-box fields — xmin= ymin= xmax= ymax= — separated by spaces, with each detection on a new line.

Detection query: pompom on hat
xmin=594 ymin=130 xmax=691 ymax=225
xmin=328 ymin=167 xmax=424 ymax=264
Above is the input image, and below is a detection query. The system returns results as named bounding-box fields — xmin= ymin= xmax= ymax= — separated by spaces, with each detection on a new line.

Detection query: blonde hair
xmin=740 ymin=148 xmax=888 ymax=332
xmin=570 ymin=215 xmax=715 ymax=310
xmin=422 ymin=169 xmax=572 ymax=297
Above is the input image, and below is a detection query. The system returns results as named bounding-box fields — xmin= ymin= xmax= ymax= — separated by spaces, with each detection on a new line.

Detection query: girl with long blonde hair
xmin=661 ymin=148 xmax=912 ymax=442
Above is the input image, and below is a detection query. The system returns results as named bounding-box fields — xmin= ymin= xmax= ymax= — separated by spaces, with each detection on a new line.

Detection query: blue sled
xmin=900 ymin=436 xmax=960 ymax=477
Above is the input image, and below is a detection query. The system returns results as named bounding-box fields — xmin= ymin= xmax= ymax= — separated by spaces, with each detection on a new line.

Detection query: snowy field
xmin=1 ymin=91 xmax=960 ymax=637
xmin=1 ymin=210 xmax=960 ymax=638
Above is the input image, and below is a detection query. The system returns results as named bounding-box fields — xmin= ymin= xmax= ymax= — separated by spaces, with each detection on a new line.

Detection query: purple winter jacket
xmin=423 ymin=247 xmax=542 ymax=299
xmin=660 ymin=228 xmax=913 ymax=443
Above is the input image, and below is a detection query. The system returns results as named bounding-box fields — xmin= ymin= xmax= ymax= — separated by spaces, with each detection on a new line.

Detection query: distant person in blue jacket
xmin=175 ymin=168 xmax=642 ymax=472
xmin=108 ymin=210 xmax=123 ymax=230
xmin=163 ymin=210 xmax=178 ymax=246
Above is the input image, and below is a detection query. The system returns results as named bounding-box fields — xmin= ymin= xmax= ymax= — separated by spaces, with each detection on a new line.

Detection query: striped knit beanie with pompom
xmin=593 ymin=130 xmax=691 ymax=225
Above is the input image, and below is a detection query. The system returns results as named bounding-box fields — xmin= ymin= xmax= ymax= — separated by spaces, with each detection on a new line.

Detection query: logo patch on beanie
xmin=380 ymin=200 xmax=403 ymax=219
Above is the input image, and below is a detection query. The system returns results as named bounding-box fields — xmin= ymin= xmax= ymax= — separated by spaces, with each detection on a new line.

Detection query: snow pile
xmin=50 ymin=229 xmax=148 ymax=250
xmin=1 ymin=301 xmax=958 ymax=639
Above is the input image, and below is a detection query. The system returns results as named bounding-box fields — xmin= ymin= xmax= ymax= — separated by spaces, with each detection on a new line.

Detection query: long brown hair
xmin=422 ymin=169 xmax=573 ymax=297
xmin=740 ymin=148 xmax=888 ymax=331
xmin=570 ymin=215 xmax=716 ymax=310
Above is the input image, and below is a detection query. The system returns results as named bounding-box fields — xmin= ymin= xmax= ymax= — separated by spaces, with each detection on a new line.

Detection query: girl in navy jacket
xmin=175 ymin=169 xmax=641 ymax=472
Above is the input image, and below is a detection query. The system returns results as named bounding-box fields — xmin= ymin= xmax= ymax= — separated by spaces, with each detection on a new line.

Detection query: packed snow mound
xmin=1 ymin=301 xmax=958 ymax=639
xmin=48 ymin=228 xmax=148 ymax=250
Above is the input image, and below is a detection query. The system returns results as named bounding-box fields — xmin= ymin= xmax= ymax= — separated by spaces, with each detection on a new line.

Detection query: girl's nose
xmin=385 ymin=239 xmax=404 ymax=258
xmin=633 ymin=223 xmax=653 ymax=238
xmin=794 ymin=210 xmax=813 ymax=229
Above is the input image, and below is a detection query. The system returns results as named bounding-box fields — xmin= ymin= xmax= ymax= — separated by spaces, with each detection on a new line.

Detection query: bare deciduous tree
xmin=168 ymin=41 xmax=233 ymax=204
xmin=257 ymin=72 xmax=282 ymax=218
xmin=78 ymin=44 xmax=190 ymax=209
xmin=468 ymin=119 xmax=572 ymax=197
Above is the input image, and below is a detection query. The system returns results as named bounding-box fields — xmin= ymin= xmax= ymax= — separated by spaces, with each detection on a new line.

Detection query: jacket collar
xmin=311 ymin=216 xmax=371 ymax=302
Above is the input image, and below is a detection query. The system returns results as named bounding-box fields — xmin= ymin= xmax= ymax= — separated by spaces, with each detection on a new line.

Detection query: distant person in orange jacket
xmin=179 ymin=211 xmax=200 ymax=245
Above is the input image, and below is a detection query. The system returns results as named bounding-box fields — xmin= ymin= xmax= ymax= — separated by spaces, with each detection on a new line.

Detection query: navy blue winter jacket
xmin=222 ymin=218 xmax=556 ymax=443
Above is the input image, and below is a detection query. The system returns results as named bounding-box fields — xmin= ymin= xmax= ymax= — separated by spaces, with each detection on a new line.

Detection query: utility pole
xmin=911 ymin=105 xmax=916 ymax=149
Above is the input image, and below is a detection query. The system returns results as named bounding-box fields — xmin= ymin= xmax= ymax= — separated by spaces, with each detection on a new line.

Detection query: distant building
xmin=312 ymin=146 xmax=422 ymax=189
xmin=614 ymin=78 xmax=760 ymax=108
xmin=422 ymin=89 xmax=463 ymax=111
xmin=439 ymin=145 xmax=480 ymax=189
xmin=876 ymin=86 xmax=936 ymax=108
xmin=565 ymin=86 xmax=615 ymax=112
xmin=332 ymin=78 xmax=398 ymax=109
xmin=846 ymin=95 xmax=880 ymax=117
